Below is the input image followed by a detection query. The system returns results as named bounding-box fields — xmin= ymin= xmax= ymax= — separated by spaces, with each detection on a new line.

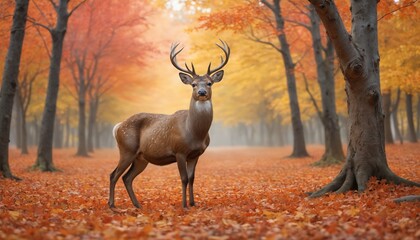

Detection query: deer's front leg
xmin=187 ymin=157 xmax=199 ymax=207
xmin=176 ymin=154 xmax=188 ymax=208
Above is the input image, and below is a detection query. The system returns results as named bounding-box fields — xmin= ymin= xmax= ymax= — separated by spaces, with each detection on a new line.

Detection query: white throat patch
xmin=195 ymin=100 xmax=212 ymax=113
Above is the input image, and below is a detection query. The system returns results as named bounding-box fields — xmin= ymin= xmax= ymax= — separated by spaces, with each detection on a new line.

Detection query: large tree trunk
xmin=405 ymin=93 xmax=417 ymax=143
xmin=262 ymin=0 xmax=308 ymax=157
xmin=309 ymin=6 xmax=345 ymax=165
xmin=34 ymin=1 xmax=70 ymax=171
xmin=309 ymin=0 xmax=419 ymax=197
xmin=0 ymin=0 xmax=29 ymax=180
xmin=382 ymin=92 xmax=394 ymax=144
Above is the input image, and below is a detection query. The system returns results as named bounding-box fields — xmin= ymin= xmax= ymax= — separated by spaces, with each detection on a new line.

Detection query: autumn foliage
xmin=1 ymin=144 xmax=419 ymax=239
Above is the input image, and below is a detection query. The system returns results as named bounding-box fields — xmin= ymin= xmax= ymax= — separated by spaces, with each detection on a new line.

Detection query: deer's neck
xmin=187 ymin=98 xmax=213 ymax=140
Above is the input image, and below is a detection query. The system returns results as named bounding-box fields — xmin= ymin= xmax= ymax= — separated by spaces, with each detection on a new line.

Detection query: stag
xmin=108 ymin=40 xmax=230 ymax=208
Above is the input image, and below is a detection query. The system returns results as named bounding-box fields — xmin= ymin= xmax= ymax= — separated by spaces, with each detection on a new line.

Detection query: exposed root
xmin=310 ymin=165 xmax=419 ymax=198
xmin=309 ymin=168 xmax=347 ymax=198
xmin=393 ymin=195 xmax=420 ymax=203
xmin=385 ymin=172 xmax=420 ymax=187
xmin=312 ymin=154 xmax=344 ymax=167
xmin=1 ymin=173 xmax=22 ymax=181
xmin=29 ymin=164 xmax=61 ymax=172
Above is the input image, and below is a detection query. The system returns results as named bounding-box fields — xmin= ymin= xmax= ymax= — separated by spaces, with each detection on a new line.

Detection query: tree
xmin=298 ymin=4 xmax=345 ymax=165
xmin=0 ymin=0 xmax=30 ymax=179
xmin=63 ymin=0 xmax=149 ymax=156
xmin=28 ymin=0 xmax=86 ymax=171
xmin=308 ymin=0 xmax=419 ymax=197
xmin=255 ymin=0 xmax=308 ymax=157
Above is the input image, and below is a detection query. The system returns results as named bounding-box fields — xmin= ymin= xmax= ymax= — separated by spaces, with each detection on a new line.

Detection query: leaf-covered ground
xmin=1 ymin=144 xmax=419 ymax=239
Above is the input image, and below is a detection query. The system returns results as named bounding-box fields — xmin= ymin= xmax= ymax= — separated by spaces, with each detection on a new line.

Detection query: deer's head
xmin=170 ymin=40 xmax=230 ymax=102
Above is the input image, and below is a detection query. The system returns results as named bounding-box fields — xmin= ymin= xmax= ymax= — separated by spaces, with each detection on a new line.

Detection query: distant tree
xmin=0 ymin=0 xmax=29 ymax=179
xmin=308 ymin=0 xmax=419 ymax=197
xmin=28 ymin=0 xmax=86 ymax=171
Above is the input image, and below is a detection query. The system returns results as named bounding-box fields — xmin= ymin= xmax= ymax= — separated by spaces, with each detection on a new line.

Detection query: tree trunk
xmin=382 ymin=92 xmax=394 ymax=144
xmin=76 ymin=63 xmax=89 ymax=156
xmin=417 ymin=94 xmax=420 ymax=138
xmin=95 ymin=121 xmax=100 ymax=149
xmin=34 ymin=1 xmax=70 ymax=171
xmin=0 ymin=0 xmax=29 ymax=180
xmin=14 ymin=93 xmax=23 ymax=149
xmin=309 ymin=0 xmax=419 ymax=197
xmin=64 ymin=108 xmax=70 ymax=148
xmin=87 ymin=97 xmax=98 ymax=152
xmin=53 ymin=117 xmax=63 ymax=148
xmin=405 ymin=93 xmax=417 ymax=143
xmin=309 ymin=6 xmax=345 ymax=165
xmin=262 ymin=0 xmax=308 ymax=157
xmin=391 ymin=88 xmax=403 ymax=144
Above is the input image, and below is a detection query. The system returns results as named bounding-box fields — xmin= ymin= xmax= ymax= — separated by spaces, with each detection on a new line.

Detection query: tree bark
xmin=75 ymin=58 xmax=89 ymax=156
xmin=14 ymin=93 xmax=23 ymax=149
xmin=261 ymin=0 xmax=308 ymax=157
xmin=309 ymin=5 xmax=345 ymax=165
xmin=405 ymin=93 xmax=417 ymax=143
xmin=417 ymin=94 xmax=420 ymax=138
xmin=391 ymin=88 xmax=403 ymax=144
xmin=87 ymin=97 xmax=98 ymax=152
xmin=34 ymin=0 xmax=71 ymax=171
xmin=0 ymin=0 xmax=29 ymax=180
xmin=382 ymin=92 xmax=394 ymax=144
xmin=308 ymin=0 xmax=419 ymax=197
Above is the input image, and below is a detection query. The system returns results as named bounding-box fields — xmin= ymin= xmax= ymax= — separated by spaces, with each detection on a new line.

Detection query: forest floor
xmin=0 ymin=144 xmax=419 ymax=239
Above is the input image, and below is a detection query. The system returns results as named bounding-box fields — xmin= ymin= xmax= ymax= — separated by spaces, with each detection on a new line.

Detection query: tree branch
xmin=377 ymin=0 xmax=418 ymax=21
xmin=261 ymin=0 xmax=276 ymax=13
xmin=69 ymin=0 xmax=88 ymax=17
xmin=302 ymin=72 xmax=324 ymax=123
xmin=309 ymin=0 xmax=361 ymax=79
xmin=246 ymin=26 xmax=283 ymax=53
xmin=284 ymin=18 xmax=311 ymax=30
xmin=26 ymin=17 xmax=52 ymax=33
xmin=48 ymin=0 xmax=58 ymax=11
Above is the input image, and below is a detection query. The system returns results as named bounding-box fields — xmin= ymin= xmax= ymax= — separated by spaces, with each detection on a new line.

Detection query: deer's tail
xmin=112 ymin=122 xmax=122 ymax=140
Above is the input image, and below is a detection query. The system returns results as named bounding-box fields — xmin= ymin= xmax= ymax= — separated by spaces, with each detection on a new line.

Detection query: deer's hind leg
xmin=108 ymin=130 xmax=139 ymax=208
xmin=123 ymin=155 xmax=149 ymax=208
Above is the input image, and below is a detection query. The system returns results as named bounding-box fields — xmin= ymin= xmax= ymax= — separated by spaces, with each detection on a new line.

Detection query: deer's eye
xmin=207 ymin=82 xmax=212 ymax=86
xmin=192 ymin=83 xmax=197 ymax=87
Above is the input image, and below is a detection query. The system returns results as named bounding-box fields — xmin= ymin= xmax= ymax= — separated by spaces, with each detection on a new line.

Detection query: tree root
xmin=1 ymin=173 xmax=22 ymax=181
xmin=29 ymin=164 xmax=61 ymax=172
xmin=393 ymin=195 xmax=420 ymax=203
xmin=309 ymin=164 xmax=419 ymax=198
xmin=312 ymin=154 xmax=344 ymax=167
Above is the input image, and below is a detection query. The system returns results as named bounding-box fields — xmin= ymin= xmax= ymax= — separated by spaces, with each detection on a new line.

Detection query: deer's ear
xmin=210 ymin=70 xmax=224 ymax=83
xmin=179 ymin=73 xmax=193 ymax=85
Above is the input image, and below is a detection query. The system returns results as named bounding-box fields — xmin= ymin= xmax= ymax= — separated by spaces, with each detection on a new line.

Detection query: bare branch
xmin=246 ymin=26 xmax=283 ymax=53
xmin=48 ymin=0 xmax=58 ymax=10
xmin=63 ymin=83 xmax=78 ymax=101
xmin=377 ymin=0 xmax=418 ymax=21
xmin=288 ymin=0 xmax=311 ymax=17
xmin=26 ymin=16 xmax=51 ymax=33
xmin=302 ymin=72 xmax=324 ymax=123
xmin=33 ymin=24 xmax=52 ymax=58
xmin=261 ymin=0 xmax=276 ymax=13
xmin=69 ymin=0 xmax=88 ymax=17
xmin=32 ymin=0 xmax=54 ymax=25
xmin=284 ymin=18 xmax=311 ymax=30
